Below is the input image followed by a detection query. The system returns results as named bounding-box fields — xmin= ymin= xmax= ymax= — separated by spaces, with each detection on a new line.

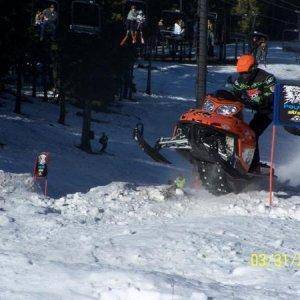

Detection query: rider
xmin=232 ymin=54 xmax=276 ymax=172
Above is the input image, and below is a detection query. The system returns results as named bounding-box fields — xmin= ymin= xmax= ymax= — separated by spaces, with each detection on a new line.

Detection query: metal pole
xmin=196 ymin=0 xmax=208 ymax=107
xmin=251 ymin=12 xmax=257 ymax=34
xmin=146 ymin=57 xmax=152 ymax=95
xmin=180 ymin=0 xmax=183 ymax=12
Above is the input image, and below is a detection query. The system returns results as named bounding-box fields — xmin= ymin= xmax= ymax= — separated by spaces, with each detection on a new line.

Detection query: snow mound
xmin=1 ymin=170 xmax=299 ymax=227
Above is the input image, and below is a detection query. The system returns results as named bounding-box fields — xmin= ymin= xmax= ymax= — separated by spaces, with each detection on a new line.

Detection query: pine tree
xmin=232 ymin=0 xmax=261 ymax=34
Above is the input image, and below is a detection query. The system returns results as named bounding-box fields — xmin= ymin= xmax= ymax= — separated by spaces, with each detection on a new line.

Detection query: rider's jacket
xmin=232 ymin=68 xmax=276 ymax=114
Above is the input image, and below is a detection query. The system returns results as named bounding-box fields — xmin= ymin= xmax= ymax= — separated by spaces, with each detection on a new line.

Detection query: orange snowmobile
xmin=134 ymin=90 xmax=272 ymax=195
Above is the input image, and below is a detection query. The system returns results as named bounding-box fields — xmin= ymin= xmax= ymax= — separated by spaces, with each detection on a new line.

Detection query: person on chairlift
xmin=136 ymin=9 xmax=146 ymax=44
xmin=40 ymin=4 xmax=57 ymax=41
xmin=35 ymin=9 xmax=44 ymax=36
xmin=173 ymin=19 xmax=185 ymax=37
xmin=120 ymin=5 xmax=138 ymax=46
xmin=35 ymin=10 xmax=44 ymax=26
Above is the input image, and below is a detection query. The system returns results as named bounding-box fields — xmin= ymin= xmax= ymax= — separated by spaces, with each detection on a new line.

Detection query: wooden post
xmin=14 ymin=60 xmax=22 ymax=114
xmin=80 ymin=97 xmax=92 ymax=153
xmin=128 ymin=63 xmax=134 ymax=100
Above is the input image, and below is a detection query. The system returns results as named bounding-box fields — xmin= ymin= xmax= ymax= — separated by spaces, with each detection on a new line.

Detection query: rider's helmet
xmin=236 ymin=54 xmax=257 ymax=73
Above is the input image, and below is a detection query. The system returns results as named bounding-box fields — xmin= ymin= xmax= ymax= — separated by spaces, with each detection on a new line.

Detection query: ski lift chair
xmin=157 ymin=10 xmax=187 ymax=59
xmin=160 ymin=10 xmax=186 ymax=38
xmin=70 ymin=0 xmax=101 ymax=36
xmin=34 ymin=0 xmax=59 ymax=13
xmin=249 ymin=31 xmax=268 ymax=51
xmin=121 ymin=0 xmax=148 ymax=46
xmin=122 ymin=0 xmax=148 ymax=19
xmin=251 ymin=31 xmax=268 ymax=42
xmin=122 ymin=0 xmax=148 ymax=28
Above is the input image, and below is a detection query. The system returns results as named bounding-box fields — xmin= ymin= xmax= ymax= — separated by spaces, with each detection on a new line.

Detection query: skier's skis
xmin=133 ymin=123 xmax=171 ymax=164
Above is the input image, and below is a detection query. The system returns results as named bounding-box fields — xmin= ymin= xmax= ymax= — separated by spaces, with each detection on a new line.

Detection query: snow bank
xmin=0 ymin=169 xmax=299 ymax=299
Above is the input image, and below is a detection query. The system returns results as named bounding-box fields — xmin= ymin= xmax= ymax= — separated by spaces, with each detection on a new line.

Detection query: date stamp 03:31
xmin=250 ymin=253 xmax=300 ymax=268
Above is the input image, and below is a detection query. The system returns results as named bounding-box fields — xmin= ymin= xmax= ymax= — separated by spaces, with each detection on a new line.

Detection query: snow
xmin=0 ymin=42 xmax=299 ymax=299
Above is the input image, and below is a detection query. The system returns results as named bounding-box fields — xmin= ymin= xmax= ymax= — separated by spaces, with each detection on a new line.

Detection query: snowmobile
xmin=133 ymin=90 xmax=273 ymax=195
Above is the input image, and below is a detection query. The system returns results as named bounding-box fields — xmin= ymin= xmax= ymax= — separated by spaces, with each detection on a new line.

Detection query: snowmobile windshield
xmin=214 ymin=90 xmax=238 ymax=101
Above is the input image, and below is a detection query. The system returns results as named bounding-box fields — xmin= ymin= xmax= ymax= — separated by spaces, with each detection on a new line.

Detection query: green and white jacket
xmin=232 ymin=68 xmax=276 ymax=113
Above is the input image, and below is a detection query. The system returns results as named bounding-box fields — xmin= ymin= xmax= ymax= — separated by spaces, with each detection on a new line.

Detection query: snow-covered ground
xmin=0 ymin=43 xmax=299 ymax=299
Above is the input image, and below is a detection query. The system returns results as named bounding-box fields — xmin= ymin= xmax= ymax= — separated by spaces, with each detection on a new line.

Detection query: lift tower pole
xmin=196 ymin=0 xmax=208 ymax=107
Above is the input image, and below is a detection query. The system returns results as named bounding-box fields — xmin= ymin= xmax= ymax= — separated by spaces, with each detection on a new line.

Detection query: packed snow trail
xmin=0 ymin=43 xmax=299 ymax=299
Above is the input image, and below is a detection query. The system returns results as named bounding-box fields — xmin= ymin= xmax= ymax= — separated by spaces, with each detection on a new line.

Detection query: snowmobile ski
xmin=133 ymin=123 xmax=171 ymax=164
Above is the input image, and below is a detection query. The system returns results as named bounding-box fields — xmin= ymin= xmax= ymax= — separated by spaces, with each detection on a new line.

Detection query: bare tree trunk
xmin=43 ymin=63 xmax=48 ymax=102
xmin=196 ymin=0 xmax=208 ymax=107
xmin=32 ymin=62 xmax=37 ymax=98
xmin=14 ymin=62 xmax=22 ymax=114
xmin=146 ymin=56 xmax=152 ymax=95
xmin=80 ymin=97 xmax=92 ymax=153
xmin=58 ymin=91 xmax=66 ymax=125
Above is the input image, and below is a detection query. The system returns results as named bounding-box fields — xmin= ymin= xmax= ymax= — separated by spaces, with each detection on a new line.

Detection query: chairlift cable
xmin=277 ymin=0 xmax=300 ymax=10
xmin=220 ymin=0 xmax=297 ymax=12
xmin=259 ymin=0 xmax=298 ymax=13
xmin=219 ymin=0 xmax=297 ymax=27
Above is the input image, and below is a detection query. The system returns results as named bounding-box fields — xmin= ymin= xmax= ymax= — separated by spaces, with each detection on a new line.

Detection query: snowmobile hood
xmin=179 ymin=96 xmax=244 ymax=128
xmin=187 ymin=95 xmax=244 ymax=116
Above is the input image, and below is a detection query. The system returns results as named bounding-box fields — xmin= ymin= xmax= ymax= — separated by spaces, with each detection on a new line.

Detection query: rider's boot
xmin=120 ymin=35 xmax=128 ymax=46
xmin=132 ymin=32 xmax=137 ymax=44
